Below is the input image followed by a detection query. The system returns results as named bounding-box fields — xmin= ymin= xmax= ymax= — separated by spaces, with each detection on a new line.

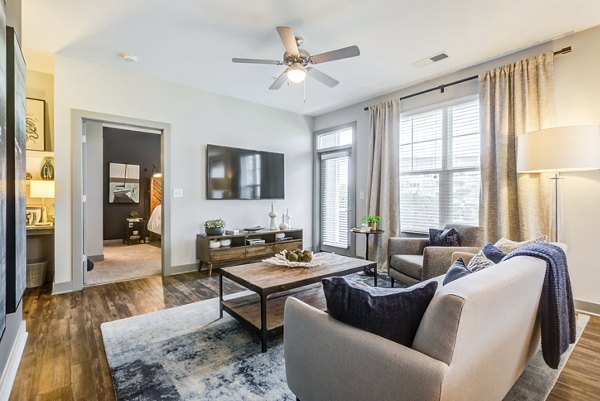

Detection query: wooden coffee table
xmin=219 ymin=253 xmax=376 ymax=352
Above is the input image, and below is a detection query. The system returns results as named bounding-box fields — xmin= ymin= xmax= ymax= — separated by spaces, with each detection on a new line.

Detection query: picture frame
xmin=25 ymin=97 xmax=45 ymax=151
xmin=109 ymin=163 xmax=140 ymax=204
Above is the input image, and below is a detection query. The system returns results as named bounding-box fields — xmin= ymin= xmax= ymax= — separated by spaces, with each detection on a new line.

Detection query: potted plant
xmin=205 ymin=218 xmax=225 ymax=236
xmin=362 ymin=215 xmax=382 ymax=231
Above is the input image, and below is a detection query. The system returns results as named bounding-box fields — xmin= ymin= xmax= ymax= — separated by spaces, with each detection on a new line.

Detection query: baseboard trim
xmin=167 ymin=263 xmax=198 ymax=276
xmin=0 ymin=321 xmax=27 ymax=401
xmin=52 ymin=281 xmax=74 ymax=295
xmin=575 ymin=299 xmax=600 ymax=316
xmin=88 ymin=254 xmax=104 ymax=262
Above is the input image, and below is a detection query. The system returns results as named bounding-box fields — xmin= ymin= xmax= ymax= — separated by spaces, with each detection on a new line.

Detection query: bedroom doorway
xmin=77 ymin=117 xmax=167 ymax=287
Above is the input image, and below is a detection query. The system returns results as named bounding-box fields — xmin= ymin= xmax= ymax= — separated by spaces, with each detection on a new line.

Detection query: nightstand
xmin=123 ymin=219 xmax=146 ymax=245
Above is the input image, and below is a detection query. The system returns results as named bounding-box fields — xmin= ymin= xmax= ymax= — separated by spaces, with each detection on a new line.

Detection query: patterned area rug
xmin=101 ymin=277 xmax=588 ymax=401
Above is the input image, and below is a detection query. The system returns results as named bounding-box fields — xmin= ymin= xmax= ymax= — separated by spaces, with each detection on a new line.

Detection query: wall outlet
xmin=173 ymin=188 xmax=184 ymax=198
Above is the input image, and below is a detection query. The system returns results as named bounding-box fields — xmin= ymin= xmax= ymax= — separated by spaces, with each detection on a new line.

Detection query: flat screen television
xmin=206 ymin=144 xmax=285 ymax=200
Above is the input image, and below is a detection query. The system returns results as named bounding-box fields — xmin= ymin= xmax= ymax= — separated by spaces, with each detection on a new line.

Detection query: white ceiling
xmin=22 ymin=0 xmax=600 ymax=116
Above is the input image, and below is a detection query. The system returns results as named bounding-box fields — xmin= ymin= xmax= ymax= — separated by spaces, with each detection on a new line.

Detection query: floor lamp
xmin=517 ymin=125 xmax=600 ymax=242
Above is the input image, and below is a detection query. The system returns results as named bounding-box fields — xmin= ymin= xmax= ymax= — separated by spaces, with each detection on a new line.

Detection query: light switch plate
xmin=359 ymin=191 xmax=365 ymax=200
xmin=173 ymin=188 xmax=184 ymax=198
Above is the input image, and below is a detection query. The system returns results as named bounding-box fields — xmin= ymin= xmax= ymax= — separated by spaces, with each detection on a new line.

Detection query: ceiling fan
xmin=232 ymin=26 xmax=360 ymax=90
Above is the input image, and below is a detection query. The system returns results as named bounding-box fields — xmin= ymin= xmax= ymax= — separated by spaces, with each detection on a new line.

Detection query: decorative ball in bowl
xmin=263 ymin=249 xmax=330 ymax=268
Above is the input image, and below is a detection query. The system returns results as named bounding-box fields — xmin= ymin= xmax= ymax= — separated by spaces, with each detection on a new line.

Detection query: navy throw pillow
xmin=429 ymin=228 xmax=460 ymax=247
xmin=322 ymin=277 xmax=437 ymax=346
xmin=482 ymin=243 xmax=506 ymax=264
xmin=443 ymin=258 xmax=472 ymax=285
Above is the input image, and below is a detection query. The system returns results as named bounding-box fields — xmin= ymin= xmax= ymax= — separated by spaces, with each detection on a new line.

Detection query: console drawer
xmin=273 ymin=241 xmax=302 ymax=254
xmin=246 ymin=244 xmax=274 ymax=258
xmin=210 ymin=247 xmax=245 ymax=262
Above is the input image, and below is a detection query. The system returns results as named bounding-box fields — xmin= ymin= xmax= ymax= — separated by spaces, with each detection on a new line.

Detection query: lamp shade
xmin=29 ymin=180 xmax=55 ymax=198
xmin=517 ymin=125 xmax=600 ymax=173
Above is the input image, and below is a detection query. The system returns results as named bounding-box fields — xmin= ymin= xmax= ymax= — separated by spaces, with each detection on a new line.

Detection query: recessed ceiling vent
xmin=412 ymin=52 xmax=449 ymax=68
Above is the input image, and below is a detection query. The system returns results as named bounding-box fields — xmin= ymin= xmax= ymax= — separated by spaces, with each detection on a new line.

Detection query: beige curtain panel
xmin=479 ymin=53 xmax=555 ymax=242
xmin=367 ymin=99 xmax=400 ymax=269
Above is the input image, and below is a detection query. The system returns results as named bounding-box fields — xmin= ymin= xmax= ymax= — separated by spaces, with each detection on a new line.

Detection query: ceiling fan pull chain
xmin=303 ymin=79 xmax=307 ymax=103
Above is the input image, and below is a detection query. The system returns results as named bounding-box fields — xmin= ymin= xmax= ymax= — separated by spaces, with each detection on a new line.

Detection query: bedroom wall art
xmin=25 ymin=98 xmax=45 ymax=151
xmin=108 ymin=163 xmax=140 ymax=204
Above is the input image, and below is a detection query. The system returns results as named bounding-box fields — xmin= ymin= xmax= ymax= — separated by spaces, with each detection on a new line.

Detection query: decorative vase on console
xmin=279 ymin=215 xmax=289 ymax=230
xmin=41 ymin=157 xmax=55 ymax=180
xmin=285 ymin=208 xmax=292 ymax=229
xmin=268 ymin=203 xmax=278 ymax=230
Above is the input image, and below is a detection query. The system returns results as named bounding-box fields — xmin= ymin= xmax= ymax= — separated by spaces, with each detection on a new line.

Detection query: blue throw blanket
xmin=503 ymin=243 xmax=576 ymax=369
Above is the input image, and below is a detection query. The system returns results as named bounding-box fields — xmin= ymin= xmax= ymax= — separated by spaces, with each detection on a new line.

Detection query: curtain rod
xmin=363 ymin=46 xmax=572 ymax=111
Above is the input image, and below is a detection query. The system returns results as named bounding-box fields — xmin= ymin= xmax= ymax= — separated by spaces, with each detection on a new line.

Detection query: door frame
xmin=71 ymin=109 xmax=172 ymax=292
xmin=312 ymin=122 xmax=356 ymax=256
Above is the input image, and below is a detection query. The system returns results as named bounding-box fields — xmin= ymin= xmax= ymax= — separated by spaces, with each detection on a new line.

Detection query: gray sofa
xmin=284 ymin=255 xmax=546 ymax=401
xmin=388 ymin=224 xmax=484 ymax=286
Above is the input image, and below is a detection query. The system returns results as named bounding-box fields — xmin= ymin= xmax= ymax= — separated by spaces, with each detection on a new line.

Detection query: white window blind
xmin=400 ymin=98 xmax=480 ymax=233
xmin=320 ymin=151 xmax=350 ymax=248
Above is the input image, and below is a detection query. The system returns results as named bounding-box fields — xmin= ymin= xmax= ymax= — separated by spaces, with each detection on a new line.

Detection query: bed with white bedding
xmin=147 ymin=204 xmax=161 ymax=235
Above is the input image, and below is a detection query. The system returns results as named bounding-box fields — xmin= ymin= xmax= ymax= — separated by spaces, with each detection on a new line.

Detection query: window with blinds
xmin=399 ymin=98 xmax=480 ymax=233
xmin=320 ymin=151 xmax=350 ymax=248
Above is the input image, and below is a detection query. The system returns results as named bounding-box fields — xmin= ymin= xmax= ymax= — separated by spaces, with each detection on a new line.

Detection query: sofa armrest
xmin=284 ymin=297 xmax=447 ymax=401
xmin=451 ymin=251 xmax=477 ymax=265
xmin=422 ymin=246 xmax=481 ymax=280
xmin=388 ymin=237 xmax=429 ymax=256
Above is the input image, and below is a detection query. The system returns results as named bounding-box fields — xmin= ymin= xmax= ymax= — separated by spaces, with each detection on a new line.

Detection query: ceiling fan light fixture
xmin=286 ymin=63 xmax=306 ymax=83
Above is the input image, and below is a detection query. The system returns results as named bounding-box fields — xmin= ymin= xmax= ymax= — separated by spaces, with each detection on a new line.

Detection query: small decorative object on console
xmin=209 ymin=240 xmax=221 ymax=249
xmin=219 ymin=239 xmax=231 ymax=247
xmin=243 ymin=226 xmax=263 ymax=232
xmin=268 ymin=203 xmax=278 ymax=230
xmin=205 ymin=219 xmax=225 ymax=236
xmin=279 ymin=215 xmax=289 ymax=230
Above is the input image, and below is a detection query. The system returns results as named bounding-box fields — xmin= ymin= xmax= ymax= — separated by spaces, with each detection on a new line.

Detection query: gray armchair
xmin=388 ymin=224 xmax=484 ymax=287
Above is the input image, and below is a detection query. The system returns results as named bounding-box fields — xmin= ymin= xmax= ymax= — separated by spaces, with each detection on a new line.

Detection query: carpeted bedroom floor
xmin=86 ymin=241 xmax=162 ymax=286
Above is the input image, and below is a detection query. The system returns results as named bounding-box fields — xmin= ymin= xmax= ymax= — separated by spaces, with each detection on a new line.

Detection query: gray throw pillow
xmin=429 ymin=228 xmax=460 ymax=247
xmin=322 ymin=277 xmax=437 ymax=346
xmin=443 ymin=258 xmax=472 ymax=285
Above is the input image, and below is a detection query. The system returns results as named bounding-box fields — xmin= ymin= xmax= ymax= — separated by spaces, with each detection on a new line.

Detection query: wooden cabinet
xmin=196 ymin=229 xmax=303 ymax=275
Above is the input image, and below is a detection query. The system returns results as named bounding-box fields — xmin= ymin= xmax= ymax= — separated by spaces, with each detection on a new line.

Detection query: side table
xmin=123 ymin=219 xmax=146 ymax=245
xmin=351 ymin=229 xmax=384 ymax=287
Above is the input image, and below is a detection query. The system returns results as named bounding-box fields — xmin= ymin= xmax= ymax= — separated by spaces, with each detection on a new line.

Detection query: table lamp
xmin=29 ymin=180 xmax=55 ymax=224
xmin=517 ymin=125 xmax=600 ymax=242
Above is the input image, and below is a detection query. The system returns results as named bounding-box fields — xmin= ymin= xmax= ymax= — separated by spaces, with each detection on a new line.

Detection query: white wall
xmin=314 ymin=25 xmax=600 ymax=308
xmin=553 ymin=27 xmax=600 ymax=308
xmin=52 ymin=55 xmax=313 ymax=286
xmin=85 ymin=121 xmax=103 ymax=259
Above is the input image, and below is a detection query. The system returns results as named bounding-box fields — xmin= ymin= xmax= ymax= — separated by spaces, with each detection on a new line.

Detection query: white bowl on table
xmin=209 ymin=240 xmax=221 ymax=249
xmin=220 ymin=239 xmax=231 ymax=247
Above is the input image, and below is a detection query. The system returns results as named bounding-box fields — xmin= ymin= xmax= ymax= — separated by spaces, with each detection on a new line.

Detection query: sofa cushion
xmin=322 ymin=277 xmax=438 ymax=346
xmin=389 ymin=255 xmax=423 ymax=280
xmin=429 ymin=228 xmax=460 ymax=247
xmin=494 ymin=235 xmax=547 ymax=254
xmin=466 ymin=251 xmax=495 ymax=272
xmin=482 ymin=244 xmax=506 ymax=264
xmin=443 ymin=258 xmax=472 ymax=285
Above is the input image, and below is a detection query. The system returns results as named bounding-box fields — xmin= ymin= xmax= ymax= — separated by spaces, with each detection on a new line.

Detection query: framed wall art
xmin=109 ymin=163 xmax=140 ymax=203
xmin=25 ymin=97 xmax=45 ymax=151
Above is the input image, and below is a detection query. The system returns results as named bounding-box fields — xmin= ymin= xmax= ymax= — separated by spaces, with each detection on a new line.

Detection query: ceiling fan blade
xmin=276 ymin=26 xmax=299 ymax=56
xmin=232 ymin=58 xmax=282 ymax=65
xmin=269 ymin=70 xmax=288 ymax=90
xmin=307 ymin=68 xmax=339 ymax=88
xmin=309 ymin=45 xmax=360 ymax=64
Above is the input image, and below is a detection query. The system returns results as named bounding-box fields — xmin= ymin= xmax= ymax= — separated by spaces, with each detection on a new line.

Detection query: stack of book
xmin=247 ymin=239 xmax=266 ymax=245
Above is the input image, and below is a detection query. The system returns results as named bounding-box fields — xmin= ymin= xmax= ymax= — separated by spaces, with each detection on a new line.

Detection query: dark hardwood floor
xmin=8 ymin=271 xmax=600 ymax=400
